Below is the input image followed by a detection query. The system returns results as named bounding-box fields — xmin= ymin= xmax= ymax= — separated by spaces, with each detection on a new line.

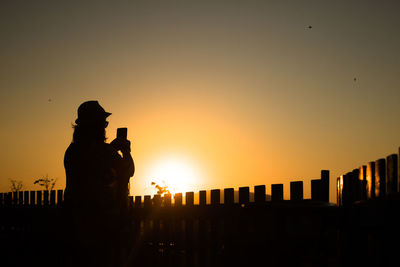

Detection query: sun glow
xmin=147 ymin=156 xmax=199 ymax=195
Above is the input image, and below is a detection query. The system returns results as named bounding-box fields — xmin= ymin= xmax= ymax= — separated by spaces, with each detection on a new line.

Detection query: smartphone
xmin=117 ymin=127 xmax=127 ymax=140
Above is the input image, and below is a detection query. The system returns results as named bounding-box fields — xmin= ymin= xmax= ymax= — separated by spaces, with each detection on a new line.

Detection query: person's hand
xmin=111 ymin=138 xmax=131 ymax=154
xmin=120 ymin=139 xmax=131 ymax=154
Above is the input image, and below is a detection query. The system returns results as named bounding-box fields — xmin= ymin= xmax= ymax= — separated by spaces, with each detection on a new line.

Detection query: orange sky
xmin=1 ymin=1 xmax=399 ymax=203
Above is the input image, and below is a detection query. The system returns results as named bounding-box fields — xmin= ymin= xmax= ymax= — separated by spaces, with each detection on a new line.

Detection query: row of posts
xmin=1 ymin=170 xmax=330 ymax=207
xmin=131 ymin=170 xmax=330 ymax=207
xmin=0 ymin=190 xmax=64 ymax=207
xmin=337 ymin=148 xmax=399 ymax=206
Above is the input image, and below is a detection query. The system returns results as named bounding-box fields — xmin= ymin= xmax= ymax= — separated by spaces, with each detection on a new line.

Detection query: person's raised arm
xmin=111 ymin=138 xmax=135 ymax=178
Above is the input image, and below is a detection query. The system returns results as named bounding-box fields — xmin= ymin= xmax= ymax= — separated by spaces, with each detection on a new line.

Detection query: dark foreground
xmin=1 ymin=193 xmax=399 ymax=267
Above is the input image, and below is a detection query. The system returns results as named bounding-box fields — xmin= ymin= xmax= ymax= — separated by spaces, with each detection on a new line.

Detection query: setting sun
xmin=146 ymin=156 xmax=200 ymax=195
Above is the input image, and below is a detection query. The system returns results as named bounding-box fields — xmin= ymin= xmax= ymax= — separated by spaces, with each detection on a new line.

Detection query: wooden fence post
xmin=311 ymin=179 xmax=322 ymax=201
xmin=7 ymin=192 xmax=10 ymax=206
xmin=239 ymin=187 xmax=249 ymax=205
xmin=386 ymin=154 xmax=398 ymax=194
xmin=290 ymin=181 xmax=303 ymax=201
xmin=359 ymin=165 xmax=367 ymax=200
xmin=142 ymin=196 xmax=152 ymax=265
xmin=375 ymin=158 xmax=386 ymax=197
xmin=12 ymin=191 xmax=18 ymax=206
xmin=342 ymin=172 xmax=359 ymax=205
xmin=50 ymin=190 xmax=56 ymax=206
xmin=342 ymin=173 xmax=351 ymax=205
xmin=211 ymin=189 xmax=220 ymax=206
xmin=6 ymin=192 xmax=10 ymax=206
xmin=144 ymin=195 xmax=151 ymax=209
xmin=199 ymin=190 xmax=206 ymax=206
xmin=321 ymin=170 xmax=330 ymax=202
xmin=153 ymin=194 xmax=161 ymax=207
xmin=5 ymin=192 xmax=12 ymax=207
xmin=224 ymin=188 xmax=234 ymax=205
xmin=57 ymin=190 xmax=63 ymax=205
xmin=184 ymin=192 xmax=195 ymax=265
xmin=164 ymin=194 xmax=171 ymax=207
xmin=18 ymin=191 xmax=23 ymax=206
xmin=174 ymin=193 xmax=182 ymax=206
xmin=186 ymin=192 xmax=194 ymax=206
xmin=337 ymin=177 xmax=342 ymax=206
xmin=134 ymin=196 xmax=142 ymax=208
xmin=366 ymin=162 xmax=376 ymax=199
xmin=30 ymin=191 xmax=36 ymax=206
xmin=210 ymin=189 xmax=221 ymax=265
xmin=36 ymin=191 xmax=42 ymax=207
xmin=254 ymin=185 xmax=266 ymax=203
xmin=24 ymin=191 xmax=29 ymax=206
xmin=352 ymin=169 xmax=361 ymax=201
xmin=198 ymin=190 xmax=207 ymax=266
xmin=271 ymin=184 xmax=283 ymax=202
xmin=43 ymin=190 xmax=49 ymax=206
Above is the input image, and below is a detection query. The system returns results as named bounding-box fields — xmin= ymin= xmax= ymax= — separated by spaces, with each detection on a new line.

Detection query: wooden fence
xmin=1 ymin=160 xmax=400 ymax=266
xmin=334 ymin=146 xmax=400 ymax=267
xmin=336 ymin=147 xmax=400 ymax=206
xmin=0 ymin=169 xmax=330 ymax=208
xmin=0 ymin=189 xmax=64 ymax=207
xmin=0 ymin=171 xmax=338 ymax=267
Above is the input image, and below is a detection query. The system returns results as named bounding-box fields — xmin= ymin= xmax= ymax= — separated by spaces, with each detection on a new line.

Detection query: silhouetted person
xmin=63 ymin=101 xmax=134 ymax=267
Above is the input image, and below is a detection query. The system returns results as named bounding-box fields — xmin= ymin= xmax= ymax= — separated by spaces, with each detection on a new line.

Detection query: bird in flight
xmin=308 ymin=25 xmax=312 ymax=29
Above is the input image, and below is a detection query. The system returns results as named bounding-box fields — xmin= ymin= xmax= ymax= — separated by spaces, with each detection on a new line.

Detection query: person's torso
xmin=64 ymin=142 xmax=121 ymax=210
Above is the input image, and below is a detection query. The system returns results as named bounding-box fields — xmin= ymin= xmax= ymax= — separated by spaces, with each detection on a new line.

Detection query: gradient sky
xmin=1 ymin=1 xmax=399 ymax=202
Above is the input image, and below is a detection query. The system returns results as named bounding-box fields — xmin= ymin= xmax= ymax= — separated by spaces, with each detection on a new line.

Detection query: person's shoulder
xmin=64 ymin=142 xmax=88 ymax=158
xmin=65 ymin=142 xmax=83 ymax=154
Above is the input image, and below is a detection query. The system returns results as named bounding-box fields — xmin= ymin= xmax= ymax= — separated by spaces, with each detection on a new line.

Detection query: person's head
xmin=72 ymin=101 xmax=111 ymax=144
